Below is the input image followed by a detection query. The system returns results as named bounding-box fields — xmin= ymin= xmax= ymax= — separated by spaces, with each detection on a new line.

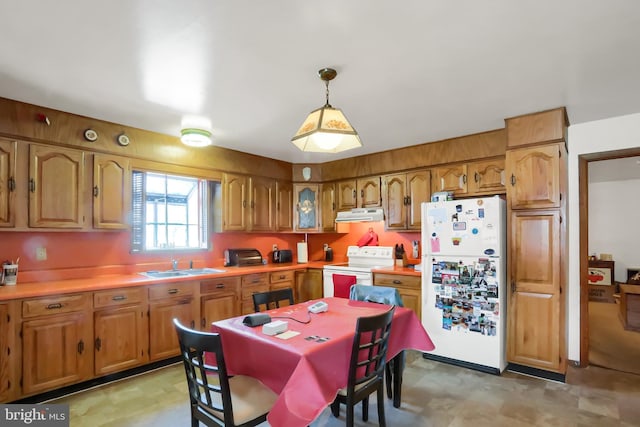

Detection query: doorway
xmin=580 ymin=152 xmax=640 ymax=375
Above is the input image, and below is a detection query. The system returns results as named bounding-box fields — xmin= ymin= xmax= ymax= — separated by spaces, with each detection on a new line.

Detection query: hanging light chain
xmin=325 ymin=79 xmax=331 ymax=107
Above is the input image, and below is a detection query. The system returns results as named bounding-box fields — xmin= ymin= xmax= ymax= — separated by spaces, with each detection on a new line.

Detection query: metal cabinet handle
xmin=474 ymin=172 xmax=479 ymax=183
xmin=462 ymin=174 xmax=467 ymax=184
xmin=93 ymin=185 xmax=99 ymax=197
xmin=216 ymin=284 xmax=225 ymax=289
xmin=510 ymin=174 xmax=516 ymax=186
xmin=95 ymin=337 xmax=102 ymax=352
xmin=168 ymin=289 xmax=179 ymax=294
xmin=46 ymin=303 xmax=63 ymax=310
xmin=112 ymin=295 xmax=126 ymax=301
xmin=393 ymin=280 xmax=402 ymax=284
xmin=8 ymin=177 xmax=15 ymax=192
xmin=78 ymin=339 xmax=85 ymax=354
xmin=29 ymin=178 xmax=35 ymax=193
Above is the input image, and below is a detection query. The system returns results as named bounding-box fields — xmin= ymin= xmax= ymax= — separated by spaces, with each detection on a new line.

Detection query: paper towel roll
xmin=297 ymin=242 xmax=308 ymax=263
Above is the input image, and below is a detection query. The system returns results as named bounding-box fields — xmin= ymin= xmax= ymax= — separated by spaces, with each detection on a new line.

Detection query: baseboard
xmin=422 ymin=353 xmax=501 ymax=375
xmin=506 ymin=363 xmax=566 ymax=383
xmin=13 ymin=356 xmax=181 ymax=404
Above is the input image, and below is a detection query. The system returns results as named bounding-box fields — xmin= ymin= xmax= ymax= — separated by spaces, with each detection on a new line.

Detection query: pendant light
xmin=291 ymin=68 xmax=362 ymax=153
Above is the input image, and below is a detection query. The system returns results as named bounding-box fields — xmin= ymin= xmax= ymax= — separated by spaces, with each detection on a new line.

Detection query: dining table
xmin=210 ymin=297 xmax=435 ymax=427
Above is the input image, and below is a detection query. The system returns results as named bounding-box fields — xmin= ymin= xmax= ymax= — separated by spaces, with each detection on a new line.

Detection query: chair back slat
xmin=252 ymin=288 xmax=295 ymax=312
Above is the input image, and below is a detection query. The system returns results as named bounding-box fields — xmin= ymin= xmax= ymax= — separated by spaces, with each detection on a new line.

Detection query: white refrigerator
xmin=421 ymin=196 xmax=506 ymax=374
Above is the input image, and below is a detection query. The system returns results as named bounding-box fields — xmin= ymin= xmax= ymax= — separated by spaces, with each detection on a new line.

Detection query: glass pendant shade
xmin=180 ymin=128 xmax=212 ymax=147
xmin=291 ymin=105 xmax=362 ymax=153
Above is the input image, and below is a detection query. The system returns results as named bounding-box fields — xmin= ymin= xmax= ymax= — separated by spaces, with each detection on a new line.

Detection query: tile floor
xmin=49 ymin=351 xmax=640 ymax=427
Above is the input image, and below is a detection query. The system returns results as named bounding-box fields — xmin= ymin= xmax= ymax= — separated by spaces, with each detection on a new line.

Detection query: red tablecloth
xmin=211 ymin=297 xmax=434 ymax=427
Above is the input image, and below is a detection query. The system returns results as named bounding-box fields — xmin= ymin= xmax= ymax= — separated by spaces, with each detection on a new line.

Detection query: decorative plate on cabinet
xmin=84 ymin=129 xmax=98 ymax=142
xmin=117 ymin=133 xmax=130 ymax=146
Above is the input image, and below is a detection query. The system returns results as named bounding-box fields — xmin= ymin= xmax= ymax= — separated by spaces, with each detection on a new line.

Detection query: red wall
xmin=0 ymin=222 xmax=420 ymax=283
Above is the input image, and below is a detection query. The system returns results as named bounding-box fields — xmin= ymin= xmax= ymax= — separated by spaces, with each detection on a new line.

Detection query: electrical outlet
xmin=272 ymin=244 xmax=278 ymax=252
xmin=36 ymin=247 xmax=47 ymax=261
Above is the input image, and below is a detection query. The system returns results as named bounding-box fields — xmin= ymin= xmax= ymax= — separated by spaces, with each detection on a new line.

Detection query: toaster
xmin=272 ymin=249 xmax=293 ymax=264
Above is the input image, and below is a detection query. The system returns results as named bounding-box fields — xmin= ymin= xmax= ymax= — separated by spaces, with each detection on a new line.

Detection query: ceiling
xmin=2 ymin=1 xmax=640 ymax=164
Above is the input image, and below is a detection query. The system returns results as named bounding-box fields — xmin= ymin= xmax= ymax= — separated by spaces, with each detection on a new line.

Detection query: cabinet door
xmin=506 ymin=144 xmax=562 ymax=210
xmin=507 ymin=210 xmax=563 ymax=372
xmin=0 ymin=302 xmax=15 ymax=402
xmin=382 ymin=173 xmax=407 ymax=230
xmin=250 ymin=176 xmax=275 ymax=231
xmin=29 ymin=145 xmax=85 ymax=228
xmin=93 ymin=154 xmax=130 ymax=229
xmin=149 ymin=297 xmax=196 ymax=361
xmin=432 ymin=164 xmax=467 ymax=196
xmin=201 ymin=295 xmax=236 ymax=329
xmin=320 ymin=183 xmax=336 ymax=232
xmin=336 ymin=180 xmax=357 ymax=211
xmin=357 ymin=176 xmax=381 ymax=208
xmin=22 ymin=312 xmax=92 ymax=395
xmin=293 ymin=184 xmax=319 ymax=232
xmin=222 ymin=173 xmax=248 ymax=231
xmin=406 ymin=170 xmax=430 ymax=230
xmin=94 ymin=305 xmax=147 ymax=375
xmin=276 ymin=180 xmax=293 ymax=232
xmin=296 ymin=269 xmax=323 ymax=302
xmin=0 ymin=139 xmax=16 ymax=228
xmin=468 ymin=158 xmax=505 ymax=195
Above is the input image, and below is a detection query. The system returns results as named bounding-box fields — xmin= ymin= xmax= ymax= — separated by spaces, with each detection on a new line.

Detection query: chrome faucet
xmin=171 ymin=259 xmax=178 ymax=270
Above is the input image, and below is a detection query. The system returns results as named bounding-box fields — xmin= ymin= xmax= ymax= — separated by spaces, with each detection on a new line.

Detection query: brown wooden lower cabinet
xmin=507 ymin=209 xmax=564 ymax=373
xmin=0 ymin=301 xmax=17 ymax=402
xmin=148 ymin=282 xmax=197 ymax=361
xmin=373 ymin=273 xmax=421 ymax=319
xmin=93 ymin=287 xmax=148 ymax=375
xmin=296 ymin=269 xmax=323 ymax=302
xmin=200 ymin=276 xmax=240 ymax=330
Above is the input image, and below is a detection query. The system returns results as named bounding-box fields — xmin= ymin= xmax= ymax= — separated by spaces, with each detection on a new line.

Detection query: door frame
xmin=578 ymin=148 xmax=640 ymax=365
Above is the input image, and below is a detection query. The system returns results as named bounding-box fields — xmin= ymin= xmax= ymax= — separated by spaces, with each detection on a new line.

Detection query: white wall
xmin=588 ymin=178 xmax=640 ymax=282
xmin=567 ymin=112 xmax=640 ymax=362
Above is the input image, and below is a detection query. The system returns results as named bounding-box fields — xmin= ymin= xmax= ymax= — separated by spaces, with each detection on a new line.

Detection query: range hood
xmin=335 ymin=208 xmax=384 ymax=223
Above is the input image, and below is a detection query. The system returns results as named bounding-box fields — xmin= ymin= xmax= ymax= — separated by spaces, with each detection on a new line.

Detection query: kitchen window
xmin=131 ymin=171 xmax=209 ymax=253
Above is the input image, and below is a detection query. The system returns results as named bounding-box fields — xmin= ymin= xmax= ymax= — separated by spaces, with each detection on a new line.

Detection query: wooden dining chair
xmin=349 ymin=284 xmax=405 ymax=404
xmin=332 ymin=274 xmax=357 ymax=298
xmin=173 ymin=318 xmax=278 ymax=427
xmin=330 ymin=306 xmax=395 ymax=427
xmin=252 ymin=287 xmax=295 ymax=312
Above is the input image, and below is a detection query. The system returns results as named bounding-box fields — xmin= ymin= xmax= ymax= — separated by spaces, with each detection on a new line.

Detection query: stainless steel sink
xmin=140 ymin=268 xmax=226 ymax=279
xmin=140 ymin=270 xmax=192 ymax=278
xmin=182 ymin=268 xmax=226 ymax=275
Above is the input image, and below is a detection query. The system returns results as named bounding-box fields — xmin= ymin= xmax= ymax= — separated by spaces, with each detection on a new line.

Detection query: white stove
xmin=323 ymin=246 xmax=395 ymax=297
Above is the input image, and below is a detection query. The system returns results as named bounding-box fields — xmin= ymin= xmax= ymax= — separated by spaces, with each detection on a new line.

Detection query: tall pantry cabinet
xmin=504 ymin=108 xmax=568 ymax=375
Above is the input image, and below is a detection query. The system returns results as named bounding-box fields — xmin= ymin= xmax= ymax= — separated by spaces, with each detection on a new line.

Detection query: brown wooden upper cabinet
xmin=0 ymin=138 xmax=16 ymax=228
xmin=505 ymin=107 xmax=567 ymax=149
xmin=29 ymin=144 xmax=85 ymax=228
xmin=336 ymin=176 xmax=381 ymax=211
xmin=293 ymin=183 xmax=319 ymax=232
xmin=505 ymin=143 xmax=565 ymax=210
xmin=93 ymin=154 xmax=130 ymax=229
xmin=222 ymin=173 xmax=276 ymax=232
xmin=320 ymin=183 xmax=337 ymax=232
xmin=275 ymin=180 xmax=293 ymax=232
xmin=432 ymin=164 xmax=467 ymax=196
xmin=467 ymin=158 xmax=505 ymax=195
xmin=382 ymin=170 xmax=430 ymax=231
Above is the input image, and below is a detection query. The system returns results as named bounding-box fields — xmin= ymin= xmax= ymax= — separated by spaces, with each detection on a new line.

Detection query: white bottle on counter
xmin=297 ymin=241 xmax=308 ymax=263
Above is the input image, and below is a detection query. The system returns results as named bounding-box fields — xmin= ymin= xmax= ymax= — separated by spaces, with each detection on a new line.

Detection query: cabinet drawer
xmin=241 ymin=283 xmax=270 ymax=300
xmin=201 ymin=277 xmax=240 ymax=295
xmin=149 ymin=282 xmax=195 ymax=301
xmin=374 ymin=274 xmax=421 ymax=289
xmin=270 ymin=270 xmax=294 ymax=284
xmin=22 ymin=294 xmax=90 ymax=318
xmin=94 ymin=287 xmax=145 ymax=309
xmin=242 ymin=273 xmax=268 ymax=286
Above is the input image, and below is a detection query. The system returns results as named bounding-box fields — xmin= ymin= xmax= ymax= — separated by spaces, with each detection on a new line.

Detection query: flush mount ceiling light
xmin=291 ymin=68 xmax=362 ymax=153
xmin=180 ymin=128 xmax=212 ymax=147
